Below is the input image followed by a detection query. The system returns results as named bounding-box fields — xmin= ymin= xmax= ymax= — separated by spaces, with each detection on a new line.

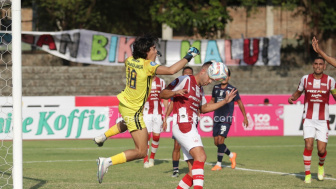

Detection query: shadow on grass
xmin=294 ymin=171 xmax=332 ymax=183
xmin=1 ymin=171 xmax=47 ymax=189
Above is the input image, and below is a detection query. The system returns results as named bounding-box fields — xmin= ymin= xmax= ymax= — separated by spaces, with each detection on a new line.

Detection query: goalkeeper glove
xmin=184 ymin=47 xmax=200 ymax=62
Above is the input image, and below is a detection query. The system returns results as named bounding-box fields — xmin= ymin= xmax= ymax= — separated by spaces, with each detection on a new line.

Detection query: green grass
xmin=3 ymin=136 xmax=336 ymax=188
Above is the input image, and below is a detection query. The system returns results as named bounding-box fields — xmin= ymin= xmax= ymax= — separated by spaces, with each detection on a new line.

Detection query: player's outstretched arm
xmin=156 ymin=47 xmax=200 ymax=75
xmin=200 ymin=89 xmax=237 ymax=113
xmin=312 ymin=37 xmax=336 ymax=67
xmin=288 ymin=90 xmax=303 ymax=104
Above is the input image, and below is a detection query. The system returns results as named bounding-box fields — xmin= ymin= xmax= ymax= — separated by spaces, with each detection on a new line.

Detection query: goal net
xmin=0 ymin=0 xmax=22 ymax=188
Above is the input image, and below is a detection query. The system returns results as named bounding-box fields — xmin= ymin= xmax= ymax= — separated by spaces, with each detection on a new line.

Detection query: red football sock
xmin=176 ymin=174 xmax=193 ymax=189
xmin=303 ymin=148 xmax=312 ymax=175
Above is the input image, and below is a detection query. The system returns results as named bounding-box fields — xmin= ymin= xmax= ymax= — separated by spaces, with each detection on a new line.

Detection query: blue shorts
xmin=212 ymin=122 xmax=231 ymax=138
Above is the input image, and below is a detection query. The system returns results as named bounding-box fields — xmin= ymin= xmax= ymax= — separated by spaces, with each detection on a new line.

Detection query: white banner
xmin=13 ymin=29 xmax=282 ymax=66
xmin=284 ymin=105 xmax=336 ymax=136
xmin=0 ymin=107 xmax=109 ymax=140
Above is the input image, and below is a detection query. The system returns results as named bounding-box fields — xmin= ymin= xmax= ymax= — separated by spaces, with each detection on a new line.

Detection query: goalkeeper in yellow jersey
xmin=93 ymin=33 xmax=200 ymax=184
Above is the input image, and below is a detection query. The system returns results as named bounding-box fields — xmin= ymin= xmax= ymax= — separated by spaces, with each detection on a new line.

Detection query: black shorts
xmin=212 ymin=122 xmax=231 ymax=138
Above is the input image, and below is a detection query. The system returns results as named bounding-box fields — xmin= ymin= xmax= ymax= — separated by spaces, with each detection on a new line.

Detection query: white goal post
xmin=12 ymin=0 xmax=22 ymax=188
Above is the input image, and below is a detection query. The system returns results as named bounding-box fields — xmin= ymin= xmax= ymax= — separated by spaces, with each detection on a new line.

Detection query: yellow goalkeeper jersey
xmin=117 ymin=56 xmax=160 ymax=111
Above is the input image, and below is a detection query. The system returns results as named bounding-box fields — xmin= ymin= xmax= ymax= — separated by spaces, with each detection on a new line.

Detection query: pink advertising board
xmin=108 ymin=105 xmax=284 ymax=138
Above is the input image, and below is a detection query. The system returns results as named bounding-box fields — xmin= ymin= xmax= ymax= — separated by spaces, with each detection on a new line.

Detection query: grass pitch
xmin=10 ymin=136 xmax=336 ymax=188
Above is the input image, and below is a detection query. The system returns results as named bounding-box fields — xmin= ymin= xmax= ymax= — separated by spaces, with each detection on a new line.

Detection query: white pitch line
xmin=22 ymin=158 xmax=336 ymax=181
xmin=31 ymin=143 xmax=336 ymax=151
xmin=203 ymin=161 xmax=336 ymax=181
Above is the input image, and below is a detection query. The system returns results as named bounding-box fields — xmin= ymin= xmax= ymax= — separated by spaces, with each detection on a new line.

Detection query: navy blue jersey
xmin=211 ymin=84 xmax=240 ymax=124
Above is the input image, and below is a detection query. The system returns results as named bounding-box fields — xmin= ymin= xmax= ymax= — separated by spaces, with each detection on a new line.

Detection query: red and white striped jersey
xmin=298 ymin=74 xmax=336 ymax=120
xmin=167 ymin=75 xmax=207 ymax=133
xmin=143 ymin=77 xmax=166 ymax=115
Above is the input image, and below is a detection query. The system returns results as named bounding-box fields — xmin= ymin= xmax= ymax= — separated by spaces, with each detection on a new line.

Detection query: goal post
xmin=12 ymin=0 xmax=22 ymax=188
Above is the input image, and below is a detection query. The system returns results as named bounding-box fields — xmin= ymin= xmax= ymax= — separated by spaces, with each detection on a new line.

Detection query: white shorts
xmin=143 ymin=114 xmax=163 ymax=133
xmin=303 ymin=119 xmax=329 ymax=143
xmin=172 ymin=123 xmax=203 ymax=161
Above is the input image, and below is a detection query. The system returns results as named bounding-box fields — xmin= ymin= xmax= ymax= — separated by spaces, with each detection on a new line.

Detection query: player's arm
xmin=200 ymin=89 xmax=237 ymax=113
xmin=155 ymin=47 xmax=199 ymax=75
xmin=159 ymin=88 xmax=188 ymax=99
xmin=288 ymin=90 xmax=303 ymax=104
xmin=208 ymin=97 xmax=215 ymax=104
xmin=162 ymin=99 xmax=169 ymax=117
xmin=162 ymin=101 xmax=173 ymax=131
xmin=237 ymin=99 xmax=248 ymax=127
xmin=312 ymin=37 xmax=336 ymax=67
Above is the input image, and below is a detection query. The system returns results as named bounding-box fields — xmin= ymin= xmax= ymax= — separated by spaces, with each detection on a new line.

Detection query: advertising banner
xmin=0 ymin=107 xmax=109 ymax=140
xmin=108 ymin=105 xmax=284 ymax=138
xmin=16 ymin=29 xmax=282 ymax=66
xmin=284 ymin=105 xmax=336 ymax=136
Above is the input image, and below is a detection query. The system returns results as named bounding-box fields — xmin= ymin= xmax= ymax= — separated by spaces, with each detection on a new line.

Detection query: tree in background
xmin=149 ymin=0 xmax=232 ymax=39
xmin=24 ymin=0 xmax=161 ymax=36
xmin=22 ymin=0 xmax=336 ymax=59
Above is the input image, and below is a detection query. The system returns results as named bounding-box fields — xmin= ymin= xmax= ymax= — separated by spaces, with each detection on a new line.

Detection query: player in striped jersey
xmin=163 ymin=66 xmax=195 ymax=177
xmin=93 ymin=34 xmax=200 ymax=184
xmin=288 ymin=56 xmax=336 ymax=183
xmin=160 ymin=62 xmax=237 ymax=189
xmin=143 ymin=76 xmax=168 ymax=168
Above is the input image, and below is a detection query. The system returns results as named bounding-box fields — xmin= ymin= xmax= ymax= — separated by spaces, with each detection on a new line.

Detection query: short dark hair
xmin=314 ymin=56 xmax=325 ymax=63
xmin=227 ymin=68 xmax=231 ymax=77
xmin=182 ymin=66 xmax=193 ymax=74
xmin=132 ymin=34 xmax=158 ymax=59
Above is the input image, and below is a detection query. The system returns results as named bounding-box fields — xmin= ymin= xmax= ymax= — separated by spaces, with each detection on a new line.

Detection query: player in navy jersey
xmin=288 ymin=56 xmax=336 ymax=183
xmin=210 ymin=68 xmax=248 ymax=171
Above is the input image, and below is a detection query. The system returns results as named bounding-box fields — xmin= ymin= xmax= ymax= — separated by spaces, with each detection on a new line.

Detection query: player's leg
xmin=303 ymin=137 xmax=314 ymax=183
xmin=316 ymin=120 xmax=329 ymax=181
xmin=96 ymin=105 xmax=148 ymax=183
xmin=302 ymin=120 xmax=316 ymax=183
xmin=172 ymin=138 xmax=181 ymax=177
xmin=189 ymin=146 xmax=206 ymax=189
xmin=174 ymin=123 xmax=204 ymax=188
xmin=317 ymin=140 xmax=327 ymax=181
xmin=148 ymin=114 xmax=163 ymax=167
xmin=93 ymin=119 xmax=127 ymax=147
xmin=143 ymin=114 xmax=152 ymax=168
xmin=211 ymin=122 xmax=222 ymax=170
xmin=176 ymin=159 xmax=193 ymax=189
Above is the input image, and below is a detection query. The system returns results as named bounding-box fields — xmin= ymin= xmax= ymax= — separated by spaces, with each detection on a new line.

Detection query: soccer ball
xmin=207 ymin=61 xmax=229 ymax=81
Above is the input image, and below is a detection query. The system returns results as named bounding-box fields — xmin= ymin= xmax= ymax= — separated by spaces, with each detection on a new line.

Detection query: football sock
xmin=177 ymin=174 xmax=193 ymax=189
xmin=303 ymin=148 xmax=312 ymax=175
xmin=222 ymin=144 xmax=232 ymax=157
xmin=173 ymin=161 xmax=179 ymax=171
xmin=318 ymin=151 xmax=327 ymax=166
xmin=104 ymin=124 xmax=120 ymax=138
xmin=150 ymin=135 xmax=160 ymax=159
xmin=110 ymin=152 xmax=127 ymax=165
xmin=144 ymin=133 xmax=151 ymax=163
xmin=192 ymin=161 xmax=205 ymax=189
xmin=217 ymin=144 xmax=225 ymax=164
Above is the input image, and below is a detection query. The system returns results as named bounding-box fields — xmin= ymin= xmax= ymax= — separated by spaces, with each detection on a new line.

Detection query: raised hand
xmin=312 ymin=36 xmax=320 ymax=54
xmin=184 ymin=47 xmax=200 ymax=62
xmin=225 ymin=89 xmax=237 ymax=103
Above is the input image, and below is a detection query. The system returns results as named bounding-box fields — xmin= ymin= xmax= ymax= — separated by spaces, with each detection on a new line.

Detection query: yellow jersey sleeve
xmin=144 ymin=60 xmax=160 ymax=76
